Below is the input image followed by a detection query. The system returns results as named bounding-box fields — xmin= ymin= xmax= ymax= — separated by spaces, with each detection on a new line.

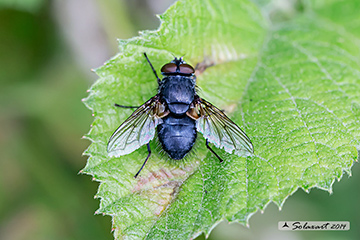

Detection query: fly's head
xmin=161 ymin=57 xmax=195 ymax=76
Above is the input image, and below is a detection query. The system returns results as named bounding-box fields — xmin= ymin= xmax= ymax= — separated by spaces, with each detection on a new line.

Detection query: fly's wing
xmin=195 ymin=98 xmax=254 ymax=157
xmin=107 ymin=96 xmax=163 ymax=157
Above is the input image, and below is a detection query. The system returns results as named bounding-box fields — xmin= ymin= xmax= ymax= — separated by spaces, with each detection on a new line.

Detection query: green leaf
xmin=82 ymin=0 xmax=359 ymax=239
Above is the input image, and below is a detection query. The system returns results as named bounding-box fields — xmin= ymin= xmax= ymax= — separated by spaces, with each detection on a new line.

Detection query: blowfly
xmin=107 ymin=53 xmax=254 ymax=177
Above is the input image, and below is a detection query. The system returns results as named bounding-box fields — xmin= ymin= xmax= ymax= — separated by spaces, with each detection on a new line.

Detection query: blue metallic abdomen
xmin=157 ymin=115 xmax=197 ymax=159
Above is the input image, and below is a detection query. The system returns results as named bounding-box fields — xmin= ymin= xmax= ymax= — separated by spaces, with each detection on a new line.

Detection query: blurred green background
xmin=0 ymin=0 xmax=358 ymax=240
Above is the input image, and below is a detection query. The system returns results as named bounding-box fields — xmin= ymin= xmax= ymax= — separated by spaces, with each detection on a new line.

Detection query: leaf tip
xmin=157 ymin=13 xmax=164 ymax=21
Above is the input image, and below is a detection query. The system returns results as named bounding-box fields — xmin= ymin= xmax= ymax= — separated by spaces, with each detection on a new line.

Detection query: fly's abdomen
xmin=157 ymin=115 xmax=197 ymax=159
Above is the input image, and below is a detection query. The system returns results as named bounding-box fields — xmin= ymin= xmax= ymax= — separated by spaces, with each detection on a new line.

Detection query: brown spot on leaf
xmin=194 ymin=46 xmax=248 ymax=76
xmin=195 ymin=57 xmax=215 ymax=75
xmin=133 ymin=168 xmax=186 ymax=192
xmin=132 ymin=167 xmax=192 ymax=216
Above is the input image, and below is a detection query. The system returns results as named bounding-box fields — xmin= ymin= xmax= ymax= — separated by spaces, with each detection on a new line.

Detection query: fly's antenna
xmin=170 ymin=52 xmax=178 ymax=62
xmin=143 ymin=52 xmax=161 ymax=85
xmin=180 ymin=53 xmax=186 ymax=61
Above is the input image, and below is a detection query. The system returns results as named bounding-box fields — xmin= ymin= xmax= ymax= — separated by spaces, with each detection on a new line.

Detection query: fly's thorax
xmin=159 ymin=75 xmax=196 ymax=115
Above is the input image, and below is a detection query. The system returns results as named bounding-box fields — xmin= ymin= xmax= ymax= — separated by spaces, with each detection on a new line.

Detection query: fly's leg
xmin=143 ymin=52 xmax=161 ymax=85
xmin=206 ymin=139 xmax=223 ymax=163
xmin=134 ymin=143 xmax=151 ymax=178
xmin=114 ymin=103 xmax=139 ymax=109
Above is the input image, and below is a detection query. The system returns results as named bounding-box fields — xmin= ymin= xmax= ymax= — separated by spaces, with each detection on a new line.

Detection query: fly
xmin=107 ymin=53 xmax=254 ymax=178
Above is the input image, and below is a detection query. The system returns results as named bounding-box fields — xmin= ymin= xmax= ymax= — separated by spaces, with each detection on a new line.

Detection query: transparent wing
xmin=107 ymin=95 xmax=163 ymax=157
xmin=195 ymin=98 xmax=254 ymax=156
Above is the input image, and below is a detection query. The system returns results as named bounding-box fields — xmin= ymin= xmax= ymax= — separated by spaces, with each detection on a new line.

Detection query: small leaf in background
xmin=0 ymin=0 xmax=45 ymax=12
xmin=82 ymin=0 xmax=359 ymax=239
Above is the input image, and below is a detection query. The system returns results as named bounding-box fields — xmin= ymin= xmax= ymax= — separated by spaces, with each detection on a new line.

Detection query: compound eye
xmin=179 ymin=64 xmax=195 ymax=74
xmin=161 ymin=63 xmax=177 ymax=73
